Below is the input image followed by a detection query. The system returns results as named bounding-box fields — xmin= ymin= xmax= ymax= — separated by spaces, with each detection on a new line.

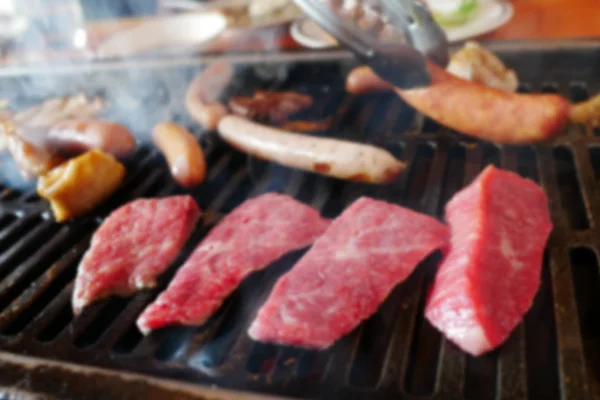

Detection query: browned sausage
xmin=347 ymin=63 xmax=571 ymax=144
xmin=185 ymin=62 xmax=234 ymax=130
xmin=47 ymin=119 xmax=136 ymax=157
xmin=152 ymin=122 xmax=206 ymax=187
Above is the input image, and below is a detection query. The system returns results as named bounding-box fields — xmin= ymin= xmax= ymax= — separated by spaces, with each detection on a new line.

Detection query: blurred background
xmin=0 ymin=0 xmax=597 ymax=66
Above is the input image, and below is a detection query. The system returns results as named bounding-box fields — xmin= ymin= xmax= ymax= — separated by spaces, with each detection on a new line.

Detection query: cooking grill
xmin=0 ymin=40 xmax=599 ymax=400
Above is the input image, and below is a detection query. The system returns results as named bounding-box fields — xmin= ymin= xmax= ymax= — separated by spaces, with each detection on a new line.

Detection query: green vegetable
xmin=432 ymin=0 xmax=479 ymax=27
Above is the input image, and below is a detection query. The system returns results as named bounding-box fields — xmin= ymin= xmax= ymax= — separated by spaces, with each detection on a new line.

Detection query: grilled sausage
xmin=152 ymin=122 xmax=206 ymax=188
xmin=346 ymin=63 xmax=570 ymax=144
xmin=218 ymin=115 xmax=405 ymax=183
xmin=186 ymin=62 xmax=234 ymax=130
xmin=47 ymin=119 xmax=136 ymax=157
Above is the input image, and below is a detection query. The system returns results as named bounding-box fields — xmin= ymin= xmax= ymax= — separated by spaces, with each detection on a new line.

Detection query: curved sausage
xmin=185 ymin=62 xmax=234 ymax=130
xmin=218 ymin=115 xmax=405 ymax=184
xmin=47 ymin=119 xmax=136 ymax=157
xmin=347 ymin=63 xmax=570 ymax=144
xmin=152 ymin=122 xmax=206 ymax=188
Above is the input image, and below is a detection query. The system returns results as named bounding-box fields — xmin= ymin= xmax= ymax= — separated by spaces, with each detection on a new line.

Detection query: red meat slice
xmin=425 ymin=165 xmax=553 ymax=356
xmin=137 ymin=193 xmax=330 ymax=334
xmin=72 ymin=196 xmax=201 ymax=314
xmin=248 ymin=197 xmax=449 ymax=349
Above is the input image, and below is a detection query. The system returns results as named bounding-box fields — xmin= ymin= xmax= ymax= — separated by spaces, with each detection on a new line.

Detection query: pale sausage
xmin=218 ymin=115 xmax=405 ymax=184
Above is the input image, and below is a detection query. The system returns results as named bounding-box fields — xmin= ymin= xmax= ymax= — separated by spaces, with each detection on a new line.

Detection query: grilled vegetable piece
xmin=37 ymin=150 xmax=125 ymax=222
xmin=446 ymin=41 xmax=518 ymax=92
xmin=228 ymin=91 xmax=313 ymax=123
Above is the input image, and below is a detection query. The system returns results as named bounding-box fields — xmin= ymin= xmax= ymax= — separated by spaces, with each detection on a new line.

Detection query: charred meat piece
xmin=136 ymin=193 xmax=330 ymax=334
xmin=0 ymin=120 xmax=63 ymax=179
xmin=249 ymin=197 xmax=448 ymax=349
xmin=15 ymin=94 xmax=104 ymax=127
xmin=425 ymin=166 xmax=552 ymax=356
xmin=228 ymin=90 xmax=313 ymax=123
xmin=72 ymin=196 xmax=201 ymax=314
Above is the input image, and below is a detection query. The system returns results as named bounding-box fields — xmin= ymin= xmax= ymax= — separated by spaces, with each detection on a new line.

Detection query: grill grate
xmin=0 ymin=42 xmax=599 ymax=399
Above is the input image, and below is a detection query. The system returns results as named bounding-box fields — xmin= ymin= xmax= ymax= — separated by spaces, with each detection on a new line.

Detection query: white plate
xmin=290 ymin=0 xmax=514 ymax=49
xmin=95 ymin=12 xmax=228 ymax=59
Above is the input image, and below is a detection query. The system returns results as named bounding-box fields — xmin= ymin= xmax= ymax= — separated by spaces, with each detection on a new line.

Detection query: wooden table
xmin=3 ymin=0 xmax=600 ymax=65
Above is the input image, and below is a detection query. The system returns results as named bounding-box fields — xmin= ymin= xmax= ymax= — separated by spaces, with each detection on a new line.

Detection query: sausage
xmin=218 ymin=115 xmax=405 ymax=184
xmin=346 ymin=63 xmax=570 ymax=144
xmin=152 ymin=122 xmax=206 ymax=187
xmin=185 ymin=62 xmax=234 ymax=130
xmin=47 ymin=119 xmax=136 ymax=157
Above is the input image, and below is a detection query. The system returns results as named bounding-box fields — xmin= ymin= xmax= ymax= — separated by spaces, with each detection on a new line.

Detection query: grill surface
xmin=0 ymin=41 xmax=599 ymax=400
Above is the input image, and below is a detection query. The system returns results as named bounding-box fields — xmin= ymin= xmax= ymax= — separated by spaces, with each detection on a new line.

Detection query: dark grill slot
xmin=36 ymin=291 xmax=73 ymax=342
xmin=0 ymin=235 xmax=89 ymax=336
xmin=0 ymin=215 xmax=16 ymax=232
xmin=464 ymin=351 xmax=499 ymax=400
xmin=553 ymin=146 xmax=589 ymax=230
xmin=541 ymin=82 xmax=559 ymax=93
xmin=0 ymin=224 xmax=78 ymax=310
xmin=247 ymin=343 xmax=278 ymax=375
xmin=569 ymin=82 xmax=589 ymax=102
xmin=74 ymin=298 xmax=130 ymax=348
xmin=569 ymin=247 xmax=600 ymax=393
xmin=525 ymin=252 xmax=560 ymax=400
xmin=517 ymin=146 xmax=539 ymax=181
xmin=589 ymin=146 xmax=600 ymax=183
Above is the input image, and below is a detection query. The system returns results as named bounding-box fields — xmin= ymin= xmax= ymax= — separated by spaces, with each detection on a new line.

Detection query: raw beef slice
xmin=425 ymin=165 xmax=553 ymax=356
xmin=137 ymin=193 xmax=330 ymax=334
xmin=248 ymin=197 xmax=449 ymax=349
xmin=73 ymin=196 xmax=201 ymax=314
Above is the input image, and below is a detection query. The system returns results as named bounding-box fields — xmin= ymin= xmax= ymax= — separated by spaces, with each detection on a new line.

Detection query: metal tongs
xmin=293 ymin=0 xmax=449 ymax=89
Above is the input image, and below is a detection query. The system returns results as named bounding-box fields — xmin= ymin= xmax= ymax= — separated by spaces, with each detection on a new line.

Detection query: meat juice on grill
xmin=136 ymin=193 xmax=330 ymax=334
xmin=425 ymin=165 xmax=553 ymax=356
xmin=72 ymin=196 xmax=201 ymax=314
xmin=248 ymin=197 xmax=449 ymax=349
